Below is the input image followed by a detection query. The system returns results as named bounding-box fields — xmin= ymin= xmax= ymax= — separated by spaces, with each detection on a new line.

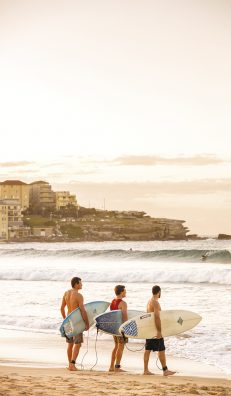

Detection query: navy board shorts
xmin=145 ymin=337 xmax=165 ymax=352
xmin=66 ymin=333 xmax=83 ymax=344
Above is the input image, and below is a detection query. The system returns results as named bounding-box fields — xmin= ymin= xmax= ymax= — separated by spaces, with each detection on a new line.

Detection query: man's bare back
xmin=63 ymin=289 xmax=82 ymax=315
xmin=147 ymin=297 xmax=161 ymax=314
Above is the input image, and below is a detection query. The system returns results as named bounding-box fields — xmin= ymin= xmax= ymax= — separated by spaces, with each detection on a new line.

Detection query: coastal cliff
xmin=22 ymin=209 xmax=190 ymax=241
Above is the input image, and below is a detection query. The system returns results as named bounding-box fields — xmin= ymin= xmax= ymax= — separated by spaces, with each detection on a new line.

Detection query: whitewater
xmin=0 ymin=239 xmax=230 ymax=374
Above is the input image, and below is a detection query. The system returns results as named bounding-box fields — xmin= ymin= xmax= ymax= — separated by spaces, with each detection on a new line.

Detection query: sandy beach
xmin=0 ymin=366 xmax=230 ymax=396
xmin=0 ymin=329 xmax=230 ymax=396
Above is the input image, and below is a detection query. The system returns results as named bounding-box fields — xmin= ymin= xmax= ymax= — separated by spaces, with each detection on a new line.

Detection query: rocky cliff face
xmin=218 ymin=233 xmax=231 ymax=240
xmin=74 ymin=214 xmax=189 ymax=241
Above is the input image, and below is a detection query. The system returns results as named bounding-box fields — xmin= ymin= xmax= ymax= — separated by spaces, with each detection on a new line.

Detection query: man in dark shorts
xmin=109 ymin=285 xmax=128 ymax=372
xmin=60 ymin=277 xmax=89 ymax=371
xmin=143 ymin=285 xmax=176 ymax=376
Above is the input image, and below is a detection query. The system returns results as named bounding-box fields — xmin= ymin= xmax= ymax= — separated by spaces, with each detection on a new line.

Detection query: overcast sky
xmin=0 ymin=0 xmax=230 ymax=235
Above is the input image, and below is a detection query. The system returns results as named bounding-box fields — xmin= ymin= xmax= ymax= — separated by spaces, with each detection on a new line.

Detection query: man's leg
xmin=115 ymin=343 xmax=126 ymax=372
xmin=69 ymin=334 xmax=83 ymax=371
xmin=67 ymin=343 xmax=73 ymax=365
xmin=143 ymin=349 xmax=154 ymax=375
xmin=69 ymin=343 xmax=81 ymax=371
xmin=158 ymin=351 xmax=176 ymax=376
xmin=109 ymin=340 xmax=118 ymax=372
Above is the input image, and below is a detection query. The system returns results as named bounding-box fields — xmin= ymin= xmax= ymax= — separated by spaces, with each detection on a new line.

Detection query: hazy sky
xmin=0 ymin=0 xmax=231 ymax=235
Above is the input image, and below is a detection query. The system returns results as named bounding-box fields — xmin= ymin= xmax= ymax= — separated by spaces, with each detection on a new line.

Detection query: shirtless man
xmin=109 ymin=285 xmax=128 ymax=372
xmin=143 ymin=285 xmax=176 ymax=376
xmin=60 ymin=277 xmax=89 ymax=371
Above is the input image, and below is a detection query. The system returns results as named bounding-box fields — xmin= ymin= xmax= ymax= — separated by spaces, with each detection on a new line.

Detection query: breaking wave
xmin=0 ymin=248 xmax=230 ymax=263
xmin=0 ymin=268 xmax=230 ymax=285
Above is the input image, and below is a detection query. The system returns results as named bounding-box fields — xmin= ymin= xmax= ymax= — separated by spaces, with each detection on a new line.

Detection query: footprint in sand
xmin=188 ymin=388 xmax=199 ymax=395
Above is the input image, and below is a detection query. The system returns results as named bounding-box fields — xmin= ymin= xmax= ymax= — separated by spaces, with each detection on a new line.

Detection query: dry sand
xmin=0 ymin=366 xmax=230 ymax=396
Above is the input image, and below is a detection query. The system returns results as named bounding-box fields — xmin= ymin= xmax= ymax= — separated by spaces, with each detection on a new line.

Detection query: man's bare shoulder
xmin=76 ymin=292 xmax=83 ymax=301
xmin=153 ymin=299 xmax=161 ymax=311
xmin=118 ymin=299 xmax=127 ymax=311
xmin=63 ymin=289 xmax=71 ymax=298
xmin=64 ymin=290 xmax=82 ymax=300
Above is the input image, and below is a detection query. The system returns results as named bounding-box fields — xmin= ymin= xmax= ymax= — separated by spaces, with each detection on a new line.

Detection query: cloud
xmin=54 ymin=178 xmax=231 ymax=198
xmin=0 ymin=161 xmax=34 ymax=168
xmin=112 ymin=154 xmax=227 ymax=166
xmin=41 ymin=162 xmax=64 ymax=168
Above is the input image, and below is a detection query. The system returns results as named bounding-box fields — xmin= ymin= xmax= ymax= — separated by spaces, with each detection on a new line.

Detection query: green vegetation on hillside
xmin=23 ymin=215 xmax=56 ymax=227
xmin=60 ymin=224 xmax=83 ymax=239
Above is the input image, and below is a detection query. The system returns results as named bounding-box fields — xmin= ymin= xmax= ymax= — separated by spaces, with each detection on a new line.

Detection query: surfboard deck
xmin=119 ymin=310 xmax=202 ymax=339
xmin=60 ymin=301 xmax=109 ymax=338
xmin=95 ymin=309 xmax=145 ymax=336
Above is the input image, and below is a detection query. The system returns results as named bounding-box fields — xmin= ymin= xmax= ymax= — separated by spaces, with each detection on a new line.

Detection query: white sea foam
xmin=0 ymin=267 xmax=230 ymax=285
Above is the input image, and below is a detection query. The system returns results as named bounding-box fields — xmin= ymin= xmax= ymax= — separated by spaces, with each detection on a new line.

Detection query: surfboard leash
xmin=125 ymin=342 xmax=145 ymax=352
xmin=89 ymin=327 xmax=99 ymax=370
xmin=79 ymin=330 xmax=90 ymax=370
xmin=119 ymin=330 xmax=145 ymax=352
xmin=155 ymin=342 xmax=165 ymax=371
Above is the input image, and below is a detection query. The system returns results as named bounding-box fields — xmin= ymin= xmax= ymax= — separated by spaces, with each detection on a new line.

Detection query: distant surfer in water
xmin=143 ymin=285 xmax=176 ymax=376
xmin=109 ymin=285 xmax=128 ymax=372
xmin=60 ymin=277 xmax=89 ymax=371
xmin=201 ymin=252 xmax=209 ymax=261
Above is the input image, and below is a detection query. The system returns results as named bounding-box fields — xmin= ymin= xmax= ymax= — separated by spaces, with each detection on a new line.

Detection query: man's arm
xmin=78 ymin=294 xmax=90 ymax=331
xmin=153 ymin=300 xmax=162 ymax=338
xmin=60 ymin=295 xmax=67 ymax=319
xmin=119 ymin=301 xmax=128 ymax=322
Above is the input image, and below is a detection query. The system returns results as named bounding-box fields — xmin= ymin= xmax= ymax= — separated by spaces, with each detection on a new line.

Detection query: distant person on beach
xmin=143 ymin=285 xmax=176 ymax=376
xmin=60 ymin=277 xmax=89 ymax=371
xmin=109 ymin=285 xmax=128 ymax=372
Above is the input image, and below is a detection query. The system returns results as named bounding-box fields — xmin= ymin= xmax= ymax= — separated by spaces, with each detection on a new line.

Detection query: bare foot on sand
xmin=143 ymin=371 xmax=155 ymax=375
xmin=163 ymin=369 xmax=176 ymax=376
xmin=108 ymin=367 xmax=115 ymax=372
xmin=68 ymin=363 xmax=78 ymax=371
xmin=115 ymin=368 xmax=126 ymax=373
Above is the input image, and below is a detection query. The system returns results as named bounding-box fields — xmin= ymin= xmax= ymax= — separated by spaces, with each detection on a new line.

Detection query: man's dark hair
xmin=152 ymin=285 xmax=161 ymax=295
xmin=114 ymin=285 xmax=125 ymax=296
xmin=71 ymin=277 xmax=81 ymax=288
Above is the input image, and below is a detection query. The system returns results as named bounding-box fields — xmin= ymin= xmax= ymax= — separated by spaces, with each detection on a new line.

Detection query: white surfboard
xmin=119 ymin=310 xmax=202 ymax=339
xmin=95 ymin=309 xmax=145 ymax=336
xmin=60 ymin=301 xmax=109 ymax=338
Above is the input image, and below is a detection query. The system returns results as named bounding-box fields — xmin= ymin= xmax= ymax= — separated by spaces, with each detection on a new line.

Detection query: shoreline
xmin=1 ymin=330 xmax=230 ymax=396
xmin=1 ymin=236 xmax=212 ymax=243
xmin=0 ymin=329 xmax=230 ymax=379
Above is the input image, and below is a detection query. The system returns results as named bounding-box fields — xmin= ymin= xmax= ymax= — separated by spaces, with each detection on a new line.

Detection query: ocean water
xmin=0 ymin=240 xmax=230 ymax=374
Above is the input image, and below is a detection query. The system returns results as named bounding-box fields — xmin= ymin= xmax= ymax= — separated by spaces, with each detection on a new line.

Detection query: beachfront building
xmin=0 ymin=180 xmax=29 ymax=210
xmin=0 ymin=202 xmax=8 ymax=239
xmin=29 ymin=181 xmax=56 ymax=212
xmin=55 ymin=191 xmax=77 ymax=210
xmin=0 ymin=199 xmax=30 ymax=240
xmin=31 ymin=226 xmax=54 ymax=237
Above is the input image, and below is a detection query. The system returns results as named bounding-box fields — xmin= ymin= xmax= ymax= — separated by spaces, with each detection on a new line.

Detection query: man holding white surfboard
xmin=143 ymin=285 xmax=176 ymax=376
xmin=109 ymin=285 xmax=128 ymax=372
xmin=60 ymin=277 xmax=89 ymax=371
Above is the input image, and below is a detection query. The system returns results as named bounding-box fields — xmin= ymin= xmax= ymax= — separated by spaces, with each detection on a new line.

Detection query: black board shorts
xmin=145 ymin=337 xmax=165 ymax=352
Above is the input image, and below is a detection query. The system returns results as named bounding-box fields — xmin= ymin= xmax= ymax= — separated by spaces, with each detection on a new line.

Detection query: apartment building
xmin=0 ymin=180 xmax=29 ymax=210
xmin=0 ymin=199 xmax=30 ymax=240
xmin=55 ymin=191 xmax=77 ymax=210
xmin=29 ymin=181 xmax=56 ymax=210
xmin=0 ymin=202 xmax=8 ymax=239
